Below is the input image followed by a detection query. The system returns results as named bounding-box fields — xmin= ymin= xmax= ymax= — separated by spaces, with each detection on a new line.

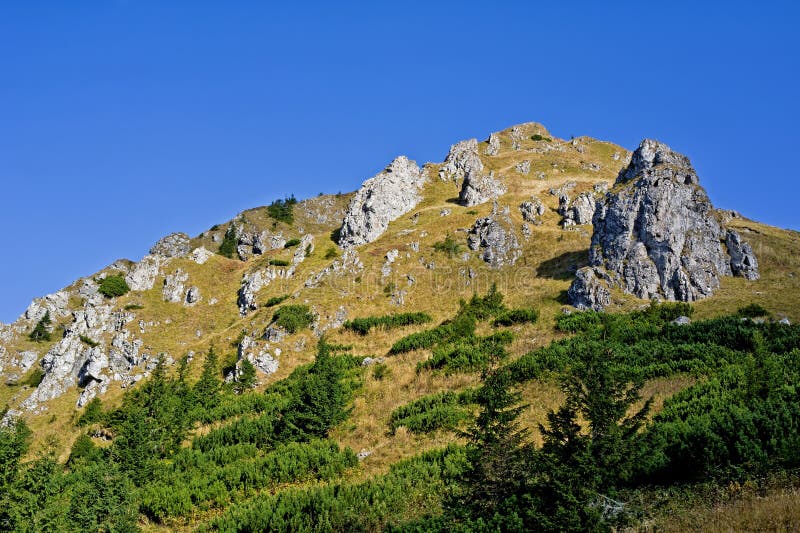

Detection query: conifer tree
xmin=29 ymin=311 xmax=52 ymax=342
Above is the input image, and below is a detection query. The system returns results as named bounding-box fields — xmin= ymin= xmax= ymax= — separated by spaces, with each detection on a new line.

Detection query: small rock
xmin=185 ymin=286 xmax=200 ymax=305
xmin=671 ymin=316 xmax=691 ymax=325
xmin=191 ymin=247 xmax=214 ymax=264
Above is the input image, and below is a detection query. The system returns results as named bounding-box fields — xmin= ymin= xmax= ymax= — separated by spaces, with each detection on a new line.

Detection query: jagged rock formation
xmin=725 ymin=230 xmax=760 ymax=280
xmin=191 ymin=247 xmax=214 ymax=264
xmin=162 ymin=269 xmax=189 ymax=303
xmin=227 ymin=335 xmax=279 ymax=382
xmin=338 ymin=156 xmax=425 ymax=247
xmin=467 ymin=204 xmax=521 ymax=268
xmin=125 ymin=255 xmax=162 ymax=292
xmin=186 ymin=286 xmax=200 ymax=305
xmin=237 ymin=235 xmax=314 ymax=315
xmin=515 ymin=160 xmax=531 ymax=175
xmin=520 ymin=196 xmax=546 ymax=224
xmin=568 ymin=139 xmax=759 ymax=310
xmin=305 ymin=248 xmax=364 ymax=289
xmin=485 ymin=132 xmax=500 ymax=155
xmin=459 ymin=171 xmax=506 ymax=207
xmin=438 ymin=139 xmax=484 ymax=183
xmin=150 ymin=232 xmax=191 ymax=258
xmin=558 ymin=191 xmax=596 ymax=227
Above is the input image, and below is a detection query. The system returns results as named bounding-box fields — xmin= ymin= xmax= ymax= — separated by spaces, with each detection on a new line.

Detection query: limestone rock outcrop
xmin=438 ymin=139 xmax=484 ymax=183
xmin=191 ymin=247 xmax=214 ymax=264
xmin=150 ymin=232 xmax=191 ymax=258
xmin=559 ymin=191 xmax=596 ymax=227
xmin=485 ymin=132 xmax=500 ymax=156
xmin=459 ymin=171 xmax=506 ymax=207
xmin=126 ymin=255 xmax=162 ymax=292
xmin=520 ymin=196 xmax=546 ymax=224
xmin=162 ymin=269 xmax=189 ymax=303
xmin=568 ymin=139 xmax=759 ymax=310
xmin=338 ymin=156 xmax=425 ymax=247
xmin=467 ymin=205 xmax=521 ymax=268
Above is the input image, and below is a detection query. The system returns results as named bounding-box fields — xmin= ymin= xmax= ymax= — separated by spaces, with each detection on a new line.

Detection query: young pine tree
xmin=29 ymin=311 xmax=52 ymax=342
xmin=194 ymin=347 xmax=221 ymax=411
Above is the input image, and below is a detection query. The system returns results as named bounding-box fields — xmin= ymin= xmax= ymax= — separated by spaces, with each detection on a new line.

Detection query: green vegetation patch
xmin=343 ymin=312 xmax=433 ymax=336
xmin=272 ymin=305 xmax=314 ymax=334
xmin=389 ymin=390 xmax=477 ymax=434
xmin=267 ymin=195 xmax=298 ymax=225
xmin=98 ymin=275 xmax=130 ymax=298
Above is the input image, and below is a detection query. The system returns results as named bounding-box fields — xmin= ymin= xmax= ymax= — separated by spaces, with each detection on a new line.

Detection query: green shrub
xmin=272 ymin=305 xmax=314 ymax=334
xmin=383 ymin=282 xmax=397 ymax=297
xmin=737 ymin=303 xmax=770 ymax=318
xmin=24 ymin=367 xmax=45 ymax=387
xmin=343 ymin=312 xmax=433 ymax=335
xmin=492 ymin=308 xmax=539 ymax=327
xmin=98 ymin=275 xmax=130 ymax=298
xmin=218 ymin=226 xmax=238 ymax=259
xmin=372 ymin=363 xmax=391 ymax=381
xmin=79 ymin=335 xmax=99 ymax=348
xmin=389 ymin=391 xmax=473 ymax=434
xmin=417 ymin=331 xmax=514 ymax=373
xmin=263 ymin=294 xmax=290 ymax=308
xmin=324 ymin=247 xmax=339 ymax=259
xmin=29 ymin=311 xmax=52 ymax=342
xmin=123 ymin=303 xmax=143 ymax=311
xmin=269 ymin=259 xmax=290 ymax=267
xmin=267 ymin=196 xmax=298 ymax=225
xmin=433 ymin=234 xmax=462 ymax=258
xmin=531 ymin=134 xmax=552 ymax=142
xmin=78 ymin=397 xmax=105 ymax=426
xmin=284 ymin=238 xmax=301 ymax=248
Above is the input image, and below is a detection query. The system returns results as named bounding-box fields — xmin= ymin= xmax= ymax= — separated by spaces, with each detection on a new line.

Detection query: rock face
xmin=459 ymin=171 xmax=506 ymax=207
xmin=191 ymin=247 xmax=214 ymax=264
xmin=520 ymin=196 xmax=546 ymax=224
xmin=559 ymin=192 xmax=596 ymax=227
xmin=568 ymin=139 xmax=759 ymax=310
xmin=438 ymin=139 xmax=484 ymax=183
xmin=150 ymin=232 xmax=191 ymax=258
xmin=126 ymin=255 xmax=162 ymax=292
xmin=237 ymin=235 xmax=313 ymax=315
xmin=485 ymin=132 xmax=500 ymax=156
xmin=725 ymin=230 xmax=760 ymax=280
xmin=338 ymin=156 xmax=425 ymax=247
xmin=162 ymin=269 xmax=189 ymax=303
xmin=467 ymin=205 xmax=521 ymax=268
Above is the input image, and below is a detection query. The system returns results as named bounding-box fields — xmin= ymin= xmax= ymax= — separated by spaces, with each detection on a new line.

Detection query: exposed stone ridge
xmin=568 ymin=139 xmax=759 ymax=310
xmin=150 ymin=232 xmax=191 ymax=258
xmin=438 ymin=139 xmax=484 ymax=183
xmin=338 ymin=156 xmax=425 ymax=247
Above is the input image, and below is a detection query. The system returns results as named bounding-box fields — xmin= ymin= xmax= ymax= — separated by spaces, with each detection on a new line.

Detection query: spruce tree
xmin=194 ymin=347 xmax=221 ymax=411
xmin=29 ymin=311 xmax=52 ymax=342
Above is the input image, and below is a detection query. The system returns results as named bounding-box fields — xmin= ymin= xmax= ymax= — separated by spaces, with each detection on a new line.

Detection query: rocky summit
xmin=568 ymin=139 xmax=759 ymax=310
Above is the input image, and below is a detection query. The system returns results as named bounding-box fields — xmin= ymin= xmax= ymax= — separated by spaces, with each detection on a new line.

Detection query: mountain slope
xmin=0 ymin=121 xmax=798 ymax=530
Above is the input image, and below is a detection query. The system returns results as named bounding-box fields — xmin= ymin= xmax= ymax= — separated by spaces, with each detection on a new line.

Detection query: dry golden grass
xmin=638 ymin=480 xmax=800 ymax=533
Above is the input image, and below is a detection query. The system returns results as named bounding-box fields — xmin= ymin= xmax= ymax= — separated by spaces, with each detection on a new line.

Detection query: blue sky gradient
xmin=1 ymin=1 xmax=798 ymax=321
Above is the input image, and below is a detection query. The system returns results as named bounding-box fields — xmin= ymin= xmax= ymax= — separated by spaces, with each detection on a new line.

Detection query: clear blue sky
xmin=1 ymin=1 xmax=798 ymax=322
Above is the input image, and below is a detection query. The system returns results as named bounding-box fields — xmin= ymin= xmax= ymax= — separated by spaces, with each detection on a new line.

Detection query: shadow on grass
xmin=537 ymin=250 xmax=588 ymax=280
